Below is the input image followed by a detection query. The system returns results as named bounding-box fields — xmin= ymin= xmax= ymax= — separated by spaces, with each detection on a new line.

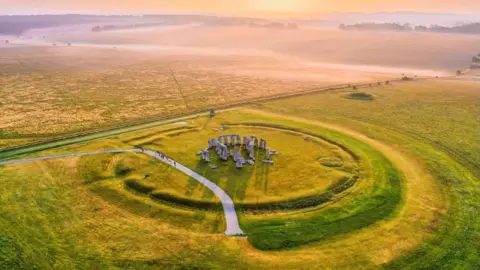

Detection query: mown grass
xmin=120 ymin=118 xmax=358 ymax=206
xmin=6 ymin=111 xmax=401 ymax=252
xmin=252 ymin=79 xmax=479 ymax=267
xmin=255 ymin=80 xmax=480 ymax=177
xmin=54 ymin=115 xmax=361 ymax=213
xmin=217 ymin=119 xmax=403 ymax=250
xmin=0 ymin=156 xmax=246 ymax=269
xmin=0 ymin=79 xmax=477 ymax=268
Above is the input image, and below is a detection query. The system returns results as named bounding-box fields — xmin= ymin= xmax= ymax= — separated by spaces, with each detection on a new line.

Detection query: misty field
xmin=4 ymin=24 xmax=479 ymax=149
xmin=0 ymin=46 xmax=393 ymax=149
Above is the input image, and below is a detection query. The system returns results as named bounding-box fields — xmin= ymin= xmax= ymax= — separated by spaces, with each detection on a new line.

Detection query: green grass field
xmin=0 ymin=79 xmax=478 ymax=269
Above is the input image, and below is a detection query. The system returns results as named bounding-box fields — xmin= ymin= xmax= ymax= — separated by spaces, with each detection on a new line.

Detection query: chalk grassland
xmin=0 ymin=79 xmax=478 ymax=268
xmin=0 ymin=106 xmax=448 ymax=269
xmin=0 ymin=157 xmax=242 ymax=269
xmin=2 ymin=25 xmax=477 ymax=149
xmin=250 ymin=79 xmax=480 ymax=268
xmin=0 ymin=112 xmax=360 ymax=207
xmin=122 ymin=124 xmax=358 ymax=205
xmin=0 ymin=45 xmax=396 ymax=150
xmin=254 ymin=80 xmax=480 ymax=177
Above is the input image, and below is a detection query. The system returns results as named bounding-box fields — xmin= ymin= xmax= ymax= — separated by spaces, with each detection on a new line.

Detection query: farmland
xmin=1 ymin=22 xmax=479 ymax=269
xmin=1 ymin=76 xmax=478 ymax=268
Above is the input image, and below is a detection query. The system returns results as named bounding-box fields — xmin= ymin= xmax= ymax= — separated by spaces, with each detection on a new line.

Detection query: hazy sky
xmin=2 ymin=0 xmax=480 ymax=16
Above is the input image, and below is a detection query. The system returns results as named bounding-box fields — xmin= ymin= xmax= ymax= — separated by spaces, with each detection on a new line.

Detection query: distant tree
xmin=287 ymin=23 xmax=298 ymax=29
xmin=473 ymin=55 xmax=480 ymax=63
xmin=415 ymin=25 xmax=428 ymax=32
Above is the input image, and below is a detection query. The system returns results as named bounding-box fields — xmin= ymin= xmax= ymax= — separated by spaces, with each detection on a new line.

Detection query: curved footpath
xmin=0 ymin=148 xmax=245 ymax=236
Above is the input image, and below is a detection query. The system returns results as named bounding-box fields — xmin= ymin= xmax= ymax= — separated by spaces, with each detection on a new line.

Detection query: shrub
xmin=115 ymin=162 xmax=131 ymax=176
xmin=344 ymin=92 xmax=375 ymax=100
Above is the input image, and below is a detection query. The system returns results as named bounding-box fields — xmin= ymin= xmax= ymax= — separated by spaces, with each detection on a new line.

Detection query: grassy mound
xmin=125 ymin=175 xmax=357 ymax=212
xmin=124 ymin=179 xmax=156 ymax=194
xmin=319 ymin=157 xmax=344 ymax=167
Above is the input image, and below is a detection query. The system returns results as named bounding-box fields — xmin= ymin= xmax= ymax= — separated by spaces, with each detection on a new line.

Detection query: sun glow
xmin=249 ymin=0 xmax=313 ymax=12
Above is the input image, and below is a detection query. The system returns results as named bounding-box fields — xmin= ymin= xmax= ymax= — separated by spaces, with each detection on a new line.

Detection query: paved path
xmin=0 ymin=149 xmax=244 ymax=236
xmin=441 ymin=76 xmax=480 ymax=82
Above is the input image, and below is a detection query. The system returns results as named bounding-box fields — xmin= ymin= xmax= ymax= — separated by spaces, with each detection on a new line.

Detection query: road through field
xmin=0 ymin=148 xmax=245 ymax=236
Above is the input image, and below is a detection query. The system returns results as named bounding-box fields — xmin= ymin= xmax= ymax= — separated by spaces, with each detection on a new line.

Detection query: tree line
xmin=339 ymin=22 xmax=480 ymax=35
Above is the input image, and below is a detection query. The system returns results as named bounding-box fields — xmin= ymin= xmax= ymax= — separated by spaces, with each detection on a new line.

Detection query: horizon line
xmin=0 ymin=10 xmax=479 ymax=17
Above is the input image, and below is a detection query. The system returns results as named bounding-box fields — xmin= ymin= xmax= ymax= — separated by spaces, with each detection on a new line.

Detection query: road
xmin=0 ymin=148 xmax=245 ymax=236
xmin=441 ymin=76 xmax=480 ymax=82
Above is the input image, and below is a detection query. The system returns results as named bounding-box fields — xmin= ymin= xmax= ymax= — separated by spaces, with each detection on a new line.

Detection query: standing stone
xmin=254 ymin=137 xmax=259 ymax=148
xmin=248 ymin=141 xmax=256 ymax=160
xmin=201 ymin=149 xmax=210 ymax=163
xmin=217 ymin=143 xmax=229 ymax=161
xmin=259 ymin=139 xmax=266 ymax=150
xmin=236 ymin=159 xmax=244 ymax=168
xmin=217 ymin=136 xmax=224 ymax=145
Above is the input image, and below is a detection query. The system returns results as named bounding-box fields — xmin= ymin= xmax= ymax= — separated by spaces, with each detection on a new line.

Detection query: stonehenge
xmin=199 ymin=148 xmax=210 ymax=162
xmin=233 ymin=146 xmax=246 ymax=168
xmin=201 ymin=149 xmax=210 ymax=162
xmin=259 ymin=139 xmax=267 ymax=150
xmin=208 ymin=138 xmax=217 ymax=149
xmin=199 ymin=134 xmax=275 ymax=169
xmin=217 ymin=134 xmax=242 ymax=146
xmin=243 ymin=136 xmax=256 ymax=161
xmin=216 ymin=142 xmax=229 ymax=161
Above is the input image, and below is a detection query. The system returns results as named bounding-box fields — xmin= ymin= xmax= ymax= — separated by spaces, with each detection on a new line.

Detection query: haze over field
xmin=1 ymin=12 xmax=479 ymax=140
xmin=4 ymin=21 xmax=479 ymax=74
xmin=1 ymin=1 xmax=480 ymax=270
